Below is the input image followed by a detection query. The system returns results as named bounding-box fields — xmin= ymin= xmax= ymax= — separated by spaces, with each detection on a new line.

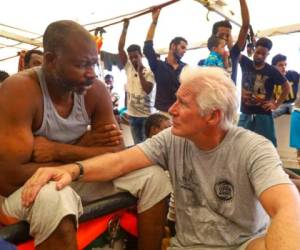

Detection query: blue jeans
xmin=238 ymin=113 xmax=277 ymax=147
xmin=272 ymin=103 xmax=293 ymax=118
xmin=128 ymin=116 xmax=147 ymax=144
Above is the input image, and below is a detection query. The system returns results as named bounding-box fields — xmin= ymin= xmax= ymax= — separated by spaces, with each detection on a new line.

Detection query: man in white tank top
xmin=118 ymin=19 xmax=156 ymax=144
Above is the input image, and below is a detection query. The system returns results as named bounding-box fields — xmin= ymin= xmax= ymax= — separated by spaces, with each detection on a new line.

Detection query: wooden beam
xmin=257 ymin=23 xmax=300 ymax=37
xmin=0 ymin=29 xmax=42 ymax=47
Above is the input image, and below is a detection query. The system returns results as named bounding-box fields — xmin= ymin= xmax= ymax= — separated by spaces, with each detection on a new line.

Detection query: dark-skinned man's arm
xmin=235 ymin=0 xmax=250 ymax=50
xmin=0 ymin=75 xmax=61 ymax=195
xmin=118 ymin=19 xmax=129 ymax=67
xmin=31 ymin=80 xmax=125 ymax=164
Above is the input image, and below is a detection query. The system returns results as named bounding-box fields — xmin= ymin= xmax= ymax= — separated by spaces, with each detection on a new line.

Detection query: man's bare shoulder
xmin=0 ymin=69 xmax=41 ymax=99
xmin=82 ymin=78 xmax=118 ymax=127
xmin=86 ymin=79 xmax=108 ymax=97
xmin=84 ymin=79 xmax=112 ymax=111
xmin=0 ymin=69 xmax=41 ymax=116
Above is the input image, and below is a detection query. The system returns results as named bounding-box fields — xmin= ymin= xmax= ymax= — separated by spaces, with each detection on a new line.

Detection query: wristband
xmin=74 ymin=162 xmax=84 ymax=181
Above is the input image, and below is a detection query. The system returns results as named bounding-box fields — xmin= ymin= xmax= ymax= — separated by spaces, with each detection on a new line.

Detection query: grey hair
xmin=179 ymin=66 xmax=238 ymax=130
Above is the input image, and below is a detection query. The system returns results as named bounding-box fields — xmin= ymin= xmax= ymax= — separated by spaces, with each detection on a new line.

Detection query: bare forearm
xmin=240 ymin=0 xmax=250 ymax=28
xmin=65 ymin=146 xmax=153 ymax=182
xmin=118 ymin=30 xmax=127 ymax=51
xmin=138 ymin=73 xmax=153 ymax=94
xmin=276 ymin=83 xmax=290 ymax=106
xmin=146 ymin=22 xmax=157 ymax=41
xmin=266 ymin=209 xmax=300 ymax=249
xmin=118 ymin=26 xmax=128 ymax=66
xmin=236 ymin=0 xmax=250 ymax=49
xmin=66 ymin=153 xmax=125 ymax=182
xmin=55 ymin=143 xmax=124 ymax=163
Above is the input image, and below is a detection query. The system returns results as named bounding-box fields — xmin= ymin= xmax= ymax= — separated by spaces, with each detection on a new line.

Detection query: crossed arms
xmin=0 ymin=74 xmax=124 ymax=196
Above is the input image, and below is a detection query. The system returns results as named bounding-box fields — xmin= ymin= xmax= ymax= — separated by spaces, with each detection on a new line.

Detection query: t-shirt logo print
xmin=214 ymin=180 xmax=234 ymax=201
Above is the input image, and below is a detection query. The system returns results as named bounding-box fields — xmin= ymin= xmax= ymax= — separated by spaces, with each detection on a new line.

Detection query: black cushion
xmin=0 ymin=192 xmax=136 ymax=244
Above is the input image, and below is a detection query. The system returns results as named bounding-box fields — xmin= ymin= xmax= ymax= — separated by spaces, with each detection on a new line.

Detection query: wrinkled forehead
xmin=58 ymin=37 xmax=98 ymax=61
xmin=177 ymin=84 xmax=197 ymax=98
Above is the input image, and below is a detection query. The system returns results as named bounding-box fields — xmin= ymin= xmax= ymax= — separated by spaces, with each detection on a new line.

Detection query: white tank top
xmin=34 ymin=67 xmax=91 ymax=144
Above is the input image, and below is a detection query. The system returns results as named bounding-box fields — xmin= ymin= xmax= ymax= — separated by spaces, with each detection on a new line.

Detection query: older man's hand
xmin=21 ymin=167 xmax=73 ymax=207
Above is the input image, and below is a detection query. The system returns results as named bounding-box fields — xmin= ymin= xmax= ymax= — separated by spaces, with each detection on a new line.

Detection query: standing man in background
xmin=118 ymin=19 xmax=156 ymax=144
xmin=272 ymin=53 xmax=299 ymax=118
xmin=238 ymin=37 xmax=290 ymax=146
xmin=143 ymin=8 xmax=187 ymax=115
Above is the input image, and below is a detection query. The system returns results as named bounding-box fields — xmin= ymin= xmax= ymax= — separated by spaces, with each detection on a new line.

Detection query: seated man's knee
xmin=34 ymin=182 xmax=77 ymax=209
xmin=139 ymin=166 xmax=172 ymax=212
xmin=29 ymin=182 xmax=82 ymax=245
xmin=113 ymin=166 xmax=172 ymax=213
xmin=32 ymin=182 xmax=82 ymax=221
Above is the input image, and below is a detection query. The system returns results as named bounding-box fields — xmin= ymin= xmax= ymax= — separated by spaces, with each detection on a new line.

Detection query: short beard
xmin=53 ymin=72 xmax=73 ymax=93
xmin=173 ymin=51 xmax=182 ymax=62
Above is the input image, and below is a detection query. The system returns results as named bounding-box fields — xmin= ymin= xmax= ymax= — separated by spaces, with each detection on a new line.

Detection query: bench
xmin=0 ymin=192 xmax=137 ymax=244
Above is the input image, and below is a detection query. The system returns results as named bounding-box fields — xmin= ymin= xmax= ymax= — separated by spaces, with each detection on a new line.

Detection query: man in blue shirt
xmin=143 ymin=8 xmax=187 ymax=113
xmin=272 ymin=54 xmax=300 ymax=118
xmin=238 ymin=38 xmax=290 ymax=146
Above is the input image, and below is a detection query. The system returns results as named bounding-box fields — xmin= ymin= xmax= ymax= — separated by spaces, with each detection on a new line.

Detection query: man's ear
xmin=206 ymin=109 xmax=222 ymax=126
xmin=170 ymin=43 xmax=176 ymax=51
xmin=43 ymin=51 xmax=57 ymax=67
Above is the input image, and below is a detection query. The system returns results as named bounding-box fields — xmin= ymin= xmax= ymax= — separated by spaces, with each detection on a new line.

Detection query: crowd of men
xmin=0 ymin=0 xmax=300 ymax=249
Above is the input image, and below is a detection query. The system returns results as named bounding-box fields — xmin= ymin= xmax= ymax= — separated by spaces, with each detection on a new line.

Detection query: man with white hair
xmin=22 ymin=67 xmax=300 ymax=250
